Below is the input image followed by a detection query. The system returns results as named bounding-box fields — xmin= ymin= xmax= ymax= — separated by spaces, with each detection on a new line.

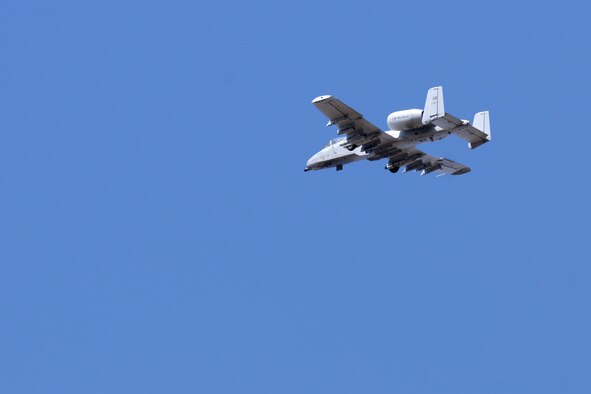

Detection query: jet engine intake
xmin=387 ymin=109 xmax=423 ymax=131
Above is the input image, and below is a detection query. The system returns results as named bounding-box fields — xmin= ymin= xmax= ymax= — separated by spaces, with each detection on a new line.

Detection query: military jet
xmin=304 ymin=86 xmax=491 ymax=176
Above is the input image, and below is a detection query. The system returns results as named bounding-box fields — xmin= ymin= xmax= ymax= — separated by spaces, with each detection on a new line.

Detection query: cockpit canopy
xmin=324 ymin=137 xmax=345 ymax=148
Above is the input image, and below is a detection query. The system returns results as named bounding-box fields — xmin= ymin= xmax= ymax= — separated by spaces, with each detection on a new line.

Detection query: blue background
xmin=1 ymin=1 xmax=590 ymax=393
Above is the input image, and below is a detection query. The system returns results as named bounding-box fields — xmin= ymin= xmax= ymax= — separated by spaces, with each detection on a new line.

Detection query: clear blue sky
xmin=1 ymin=1 xmax=590 ymax=393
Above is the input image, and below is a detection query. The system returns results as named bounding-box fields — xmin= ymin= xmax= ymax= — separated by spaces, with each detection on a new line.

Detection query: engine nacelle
xmin=387 ymin=109 xmax=423 ymax=131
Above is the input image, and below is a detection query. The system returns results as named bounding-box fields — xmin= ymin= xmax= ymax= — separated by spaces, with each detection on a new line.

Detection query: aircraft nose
xmin=305 ymin=155 xmax=316 ymax=171
xmin=305 ymin=150 xmax=324 ymax=171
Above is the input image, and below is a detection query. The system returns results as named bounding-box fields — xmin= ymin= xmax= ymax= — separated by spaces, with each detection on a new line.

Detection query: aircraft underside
xmin=305 ymin=86 xmax=490 ymax=177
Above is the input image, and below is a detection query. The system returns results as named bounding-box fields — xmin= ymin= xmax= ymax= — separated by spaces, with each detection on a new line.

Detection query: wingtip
xmin=312 ymin=95 xmax=331 ymax=104
xmin=451 ymin=167 xmax=471 ymax=175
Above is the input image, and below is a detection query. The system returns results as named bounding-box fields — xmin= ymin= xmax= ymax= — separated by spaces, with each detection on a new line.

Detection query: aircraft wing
xmin=388 ymin=146 xmax=471 ymax=176
xmin=312 ymin=95 xmax=381 ymax=146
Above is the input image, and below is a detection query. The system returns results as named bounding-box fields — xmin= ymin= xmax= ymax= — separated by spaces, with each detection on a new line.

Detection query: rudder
xmin=422 ymin=86 xmax=445 ymax=124
xmin=472 ymin=111 xmax=491 ymax=140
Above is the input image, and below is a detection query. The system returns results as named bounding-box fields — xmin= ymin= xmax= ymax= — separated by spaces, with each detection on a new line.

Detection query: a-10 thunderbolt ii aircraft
xmin=304 ymin=86 xmax=491 ymax=176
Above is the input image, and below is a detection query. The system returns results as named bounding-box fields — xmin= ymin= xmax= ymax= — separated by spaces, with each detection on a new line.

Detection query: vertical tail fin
xmin=464 ymin=111 xmax=491 ymax=149
xmin=472 ymin=111 xmax=491 ymax=140
xmin=422 ymin=86 xmax=445 ymax=124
